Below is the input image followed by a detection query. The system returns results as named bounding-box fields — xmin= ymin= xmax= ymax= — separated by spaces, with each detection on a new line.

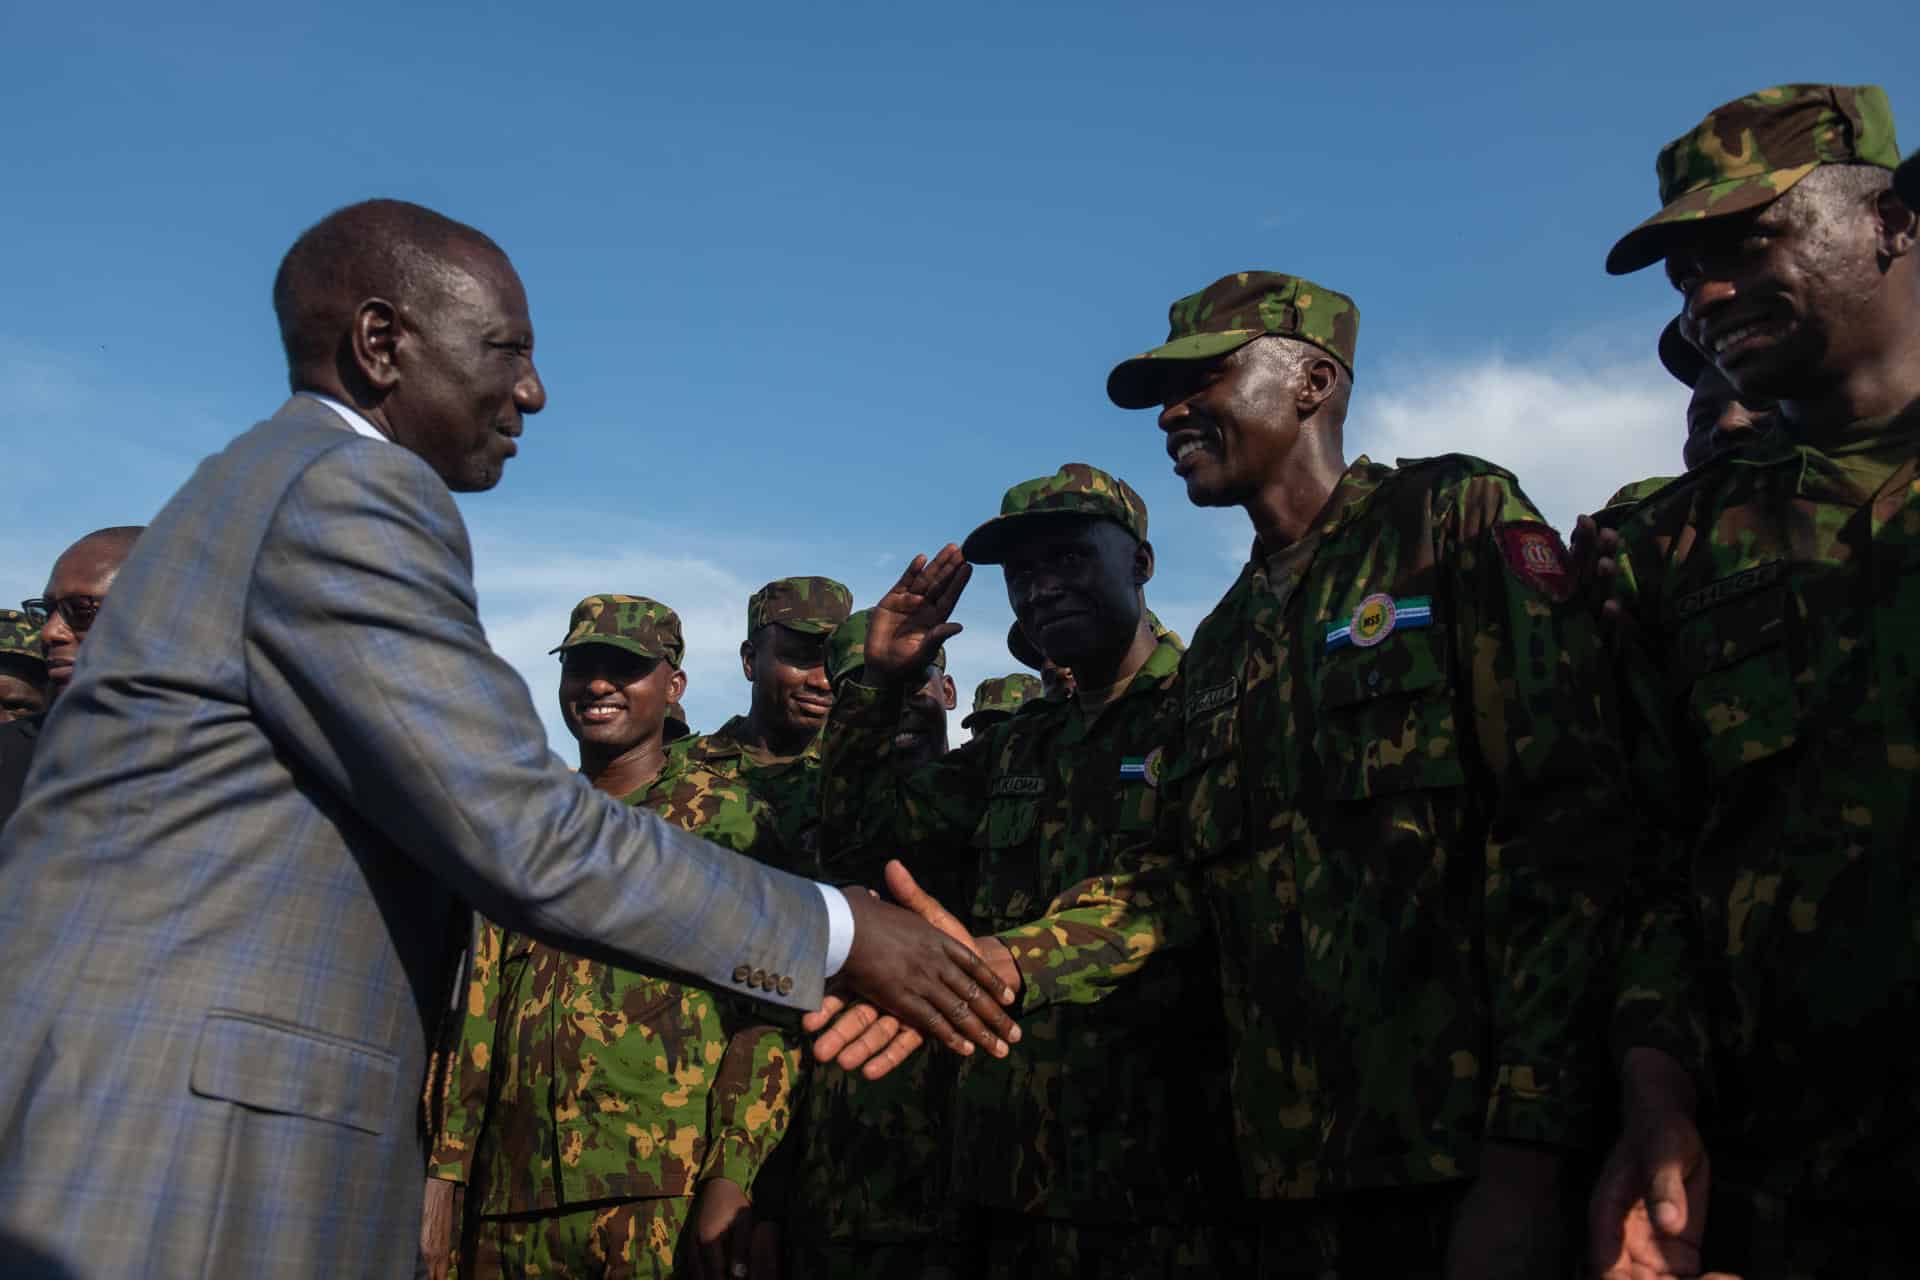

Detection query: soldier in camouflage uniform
xmin=1592 ymin=83 xmax=1920 ymax=1280
xmin=428 ymin=595 xmax=801 ymax=1279
xmin=1006 ymin=621 xmax=1074 ymax=700
xmin=0 ymin=610 xmax=47 ymax=723
xmin=861 ymin=275 xmax=1632 ymax=1277
xmin=785 ymin=608 xmax=971 ymax=1280
xmin=821 ymin=465 xmax=1248 ymax=1279
xmin=662 ymin=576 xmax=851 ymax=867
xmin=1589 ymin=318 xmax=1776 ymax=528
xmin=962 ymin=674 xmax=1042 ymax=739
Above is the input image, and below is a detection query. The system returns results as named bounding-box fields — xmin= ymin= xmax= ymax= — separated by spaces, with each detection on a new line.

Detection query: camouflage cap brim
xmin=1898 ymin=151 xmax=1920 ymax=210
xmin=1657 ymin=316 xmax=1706 ymax=388
xmin=960 ymin=708 xmax=1009 ymax=732
xmin=961 ymin=508 xmax=1112 ymax=566
xmin=549 ymin=634 xmax=675 ymax=664
xmin=770 ymin=618 xmax=839 ymax=637
xmin=1606 ymin=164 xmax=1820 ymax=275
xmin=1008 ymin=620 xmax=1043 ymax=669
xmin=1105 ymin=330 xmax=1265 ymax=410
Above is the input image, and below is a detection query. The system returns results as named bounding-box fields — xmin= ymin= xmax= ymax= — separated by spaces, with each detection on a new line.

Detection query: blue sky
xmin=5 ymin=3 xmax=1912 ymax=746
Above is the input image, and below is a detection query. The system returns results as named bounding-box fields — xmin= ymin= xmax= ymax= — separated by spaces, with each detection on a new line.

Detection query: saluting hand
xmin=864 ymin=546 xmax=971 ymax=684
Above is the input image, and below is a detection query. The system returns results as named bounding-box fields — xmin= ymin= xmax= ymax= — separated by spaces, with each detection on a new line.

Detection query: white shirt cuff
xmin=816 ymin=881 xmax=854 ymax=977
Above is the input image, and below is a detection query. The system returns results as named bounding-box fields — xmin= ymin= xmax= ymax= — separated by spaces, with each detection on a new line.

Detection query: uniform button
xmin=1366 ymin=670 xmax=1381 ymax=690
xmin=777 ymin=976 xmax=794 ymax=996
xmin=732 ymin=964 xmax=751 ymax=985
xmin=751 ymin=968 xmax=768 ymax=989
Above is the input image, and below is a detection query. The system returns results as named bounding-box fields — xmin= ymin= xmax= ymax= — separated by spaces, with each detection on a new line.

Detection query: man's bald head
xmin=39 ymin=525 xmax=145 ymax=702
xmin=271 ymin=199 xmax=506 ymax=389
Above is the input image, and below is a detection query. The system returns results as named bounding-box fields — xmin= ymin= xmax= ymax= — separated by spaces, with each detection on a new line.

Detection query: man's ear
xmin=668 ymin=667 xmax=688 ymax=702
xmin=940 ymin=674 xmax=958 ymax=711
xmin=351 ymin=298 xmax=402 ymax=393
xmin=1874 ymin=186 xmax=1917 ymax=263
xmin=1133 ymin=538 xmax=1155 ymax=587
xmin=739 ymin=639 xmax=756 ymax=682
xmin=1296 ymin=355 xmax=1342 ymax=417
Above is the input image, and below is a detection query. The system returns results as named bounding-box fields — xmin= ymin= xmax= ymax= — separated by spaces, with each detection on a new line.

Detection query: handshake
xmin=805 ymin=860 xmax=1025 ymax=1078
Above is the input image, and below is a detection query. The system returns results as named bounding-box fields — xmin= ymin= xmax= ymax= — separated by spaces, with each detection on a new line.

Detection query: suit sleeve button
xmin=777 ymin=976 xmax=794 ymax=996
xmin=732 ymin=964 xmax=751 ymax=984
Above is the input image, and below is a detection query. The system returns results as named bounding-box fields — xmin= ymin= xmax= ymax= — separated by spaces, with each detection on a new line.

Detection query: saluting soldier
xmin=823 ymin=465 xmax=1248 ymax=1279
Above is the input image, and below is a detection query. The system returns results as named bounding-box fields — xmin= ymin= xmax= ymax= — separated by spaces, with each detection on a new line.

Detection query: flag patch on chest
xmin=1326 ymin=594 xmax=1431 ymax=653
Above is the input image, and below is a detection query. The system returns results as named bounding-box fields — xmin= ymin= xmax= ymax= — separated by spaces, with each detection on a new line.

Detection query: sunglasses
xmin=21 ymin=595 xmax=105 ymax=633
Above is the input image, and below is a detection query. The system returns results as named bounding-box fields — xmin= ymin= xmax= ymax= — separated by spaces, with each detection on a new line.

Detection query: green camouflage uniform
xmin=962 ymin=674 xmax=1043 ymax=735
xmin=1002 ymin=275 xmax=1631 ymax=1277
xmin=0 ymin=610 xmax=42 ymax=665
xmin=431 ymin=596 xmax=801 ymax=1279
xmin=818 ymin=467 xmax=1248 ymax=1280
xmin=662 ymin=576 xmax=851 ymax=867
xmin=784 ymin=609 xmax=970 ymax=1280
xmin=1605 ymin=84 xmax=1914 ymax=1279
xmin=0 ymin=609 xmax=47 ymax=725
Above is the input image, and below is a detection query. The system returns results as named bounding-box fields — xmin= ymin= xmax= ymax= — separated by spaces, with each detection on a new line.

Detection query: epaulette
xmin=1392 ymin=452 xmax=1521 ymax=485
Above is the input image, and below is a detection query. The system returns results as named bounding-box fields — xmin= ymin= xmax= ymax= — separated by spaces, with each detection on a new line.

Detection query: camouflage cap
xmin=1145 ymin=607 xmax=1185 ymax=653
xmin=1897 ymin=149 xmax=1920 ymax=210
xmin=826 ymin=609 xmax=945 ymax=686
xmin=1008 ymin=619 xmax=1043 ymax=671
xmin=0 ymin=609 xmax=45 ymax=668
xmin=962 ymin=673 xmax=1042 ymax=731
xmin=1607 ymin=83 xmax=1900 ymax=275
xmin=664 ymin=699 xmax=692 ymax=741
xmin=747 ymin=576 xmax=852 ymax=636
xmin=1106 ymin=270 xmax=1361 ymax=409
xmin=961 ymin=463 xmax=1149 ymax=565
xmin=1657 ymin=316 xmax=1707 ymax=389
xmin=549 ymin=594 xmax=685 ymax=667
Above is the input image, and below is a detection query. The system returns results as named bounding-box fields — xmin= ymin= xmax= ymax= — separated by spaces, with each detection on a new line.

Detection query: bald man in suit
xmin=0 ymin=199 xmax=1015 ymax=1278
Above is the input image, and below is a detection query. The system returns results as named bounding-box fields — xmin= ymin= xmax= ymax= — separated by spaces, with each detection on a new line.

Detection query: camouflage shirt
xmin=999 ymin=455 xmax=1631 ymax=1200
xmin=1609 ymin=405 xmax=1920 ymax=1201
xmin=664 ymin=714 xmax=821 ymax=868
xmin=1596 ymin=475 xmax=1678 ymax=526
xmin=430 ymin=766 xmax=801 ymax=1213
xmin=819 ymin=634 xmax=1238 ymax=1225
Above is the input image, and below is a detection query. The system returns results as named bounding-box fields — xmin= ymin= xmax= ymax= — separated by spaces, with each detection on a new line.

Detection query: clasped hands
xmin=805 ymin=860 xmax=1023 ymax=1079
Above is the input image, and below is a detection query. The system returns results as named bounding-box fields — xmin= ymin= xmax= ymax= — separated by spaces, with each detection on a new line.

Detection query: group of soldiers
xmin=5 ymin=79 xmax=1919 ymax=1280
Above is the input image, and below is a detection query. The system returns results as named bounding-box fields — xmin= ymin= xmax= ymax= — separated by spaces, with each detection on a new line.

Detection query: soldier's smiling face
xmin=1001 ymin=516 xmax=1148 ymax=670
xmin=1666 ymin=169 xmax=1904 ymax=405
xmin=1155 ymin=339 xmax=1309 ymax=509
xmin=745 ymin=626 xmax=833 ymax=738
xmin=558 ymin=645 xmax=684 ymax=754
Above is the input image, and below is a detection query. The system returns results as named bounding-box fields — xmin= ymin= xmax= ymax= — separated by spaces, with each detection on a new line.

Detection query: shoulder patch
xmin=1494 ymin=521 xmax=1574 ymax=603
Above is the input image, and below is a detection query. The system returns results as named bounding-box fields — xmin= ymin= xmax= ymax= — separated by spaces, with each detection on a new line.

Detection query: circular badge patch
xmin=1350 ymin=593 xmax=1397 ymax=648
xmin=1143 ymin=745 xmax=1165 ymax=789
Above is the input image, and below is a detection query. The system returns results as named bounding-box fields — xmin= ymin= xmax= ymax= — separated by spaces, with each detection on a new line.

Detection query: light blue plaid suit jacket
xmin=0 ymin=398 xmax=828 ymax=1277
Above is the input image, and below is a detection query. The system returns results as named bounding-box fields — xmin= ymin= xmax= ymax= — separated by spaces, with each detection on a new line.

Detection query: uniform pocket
xmin=1678 ymin=586 xmax=1798 ymax=776
xmin=1315 ymin=632 xmax=1466 ymax=798
xmin=973 ymin=796 xmax=1043 ymax=921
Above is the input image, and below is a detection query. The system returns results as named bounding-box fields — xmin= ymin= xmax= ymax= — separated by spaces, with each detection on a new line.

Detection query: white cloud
xmin=1355 ymin=344 xmax=1688 ymax=534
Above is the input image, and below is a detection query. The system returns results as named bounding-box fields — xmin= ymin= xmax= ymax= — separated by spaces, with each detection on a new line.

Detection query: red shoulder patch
xmin=1495 ymin=521 xmax=1574 ymax=603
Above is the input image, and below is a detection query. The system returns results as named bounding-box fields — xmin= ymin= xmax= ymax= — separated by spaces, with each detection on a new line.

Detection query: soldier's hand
xmin=1589 ymin=1049 xmax=1716 ymax=1280
xmin=1571 ymin=514 xmax=1626 ymax=625
xmin=1443 ymin=1141 xmax=1569 ymax=1279
xmin=865 ymin=545 xmax=971 ymax=684
xmin=688 ymin=1177 xmax=755 ymax=1280
xmin=804 ymin=860 xmax=1021 ymax=1078
xmin=419 ymin=1175 xmax=458 ymax=1280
